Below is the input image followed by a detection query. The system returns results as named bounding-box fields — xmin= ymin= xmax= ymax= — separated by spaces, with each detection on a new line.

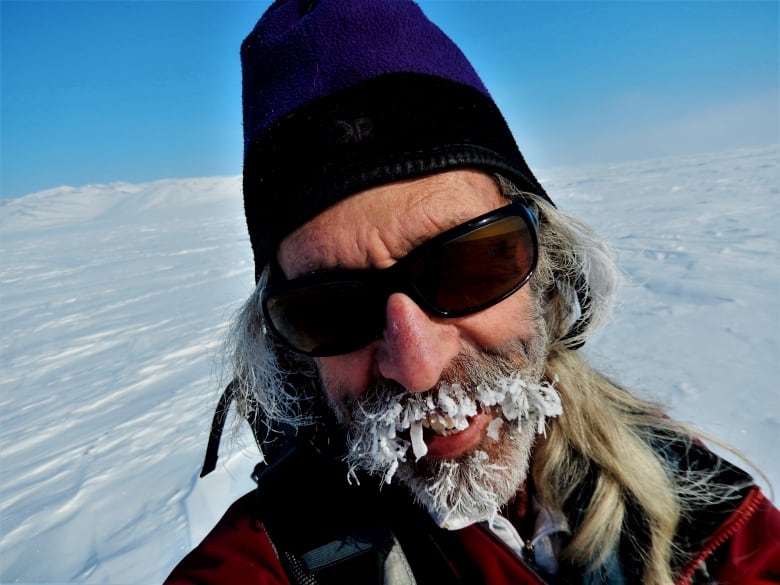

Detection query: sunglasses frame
xmin=261 ymin=200 xmax=540 ymax=356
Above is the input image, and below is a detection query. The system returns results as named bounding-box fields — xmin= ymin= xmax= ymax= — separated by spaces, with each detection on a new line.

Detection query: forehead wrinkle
xmin=416 ymin=171 xmax=506 ymax=229
xmin=340 ymin=184 xmax=498 ymax=269
xmin=280 ymin=170 xmax=505 ymax=276
xmin=345 ymin=190 xmax=454 ymax=268
xmin=393 ymin=182 xmax=483 ymax=253
xmin=287 ymin=216 xmax=402 ymax=275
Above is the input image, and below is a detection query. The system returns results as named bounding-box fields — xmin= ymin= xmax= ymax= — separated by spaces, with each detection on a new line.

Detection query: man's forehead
xmin=277 ymin=170 xmax=505 ymax=276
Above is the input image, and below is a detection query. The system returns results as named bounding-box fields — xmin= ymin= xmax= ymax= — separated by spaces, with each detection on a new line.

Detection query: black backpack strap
xmin=201 ymin=379 xmax=297 ymax=477
xmin=200 ymin=380 xmax=237 ymax=477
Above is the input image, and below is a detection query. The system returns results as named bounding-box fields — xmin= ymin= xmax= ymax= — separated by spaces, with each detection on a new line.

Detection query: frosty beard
xmin=327 ymin=341 xmax=562 ymax=530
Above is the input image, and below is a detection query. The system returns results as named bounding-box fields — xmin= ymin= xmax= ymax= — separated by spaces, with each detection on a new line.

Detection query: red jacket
xmin=165 ymin=482 xmax=780 ymax=584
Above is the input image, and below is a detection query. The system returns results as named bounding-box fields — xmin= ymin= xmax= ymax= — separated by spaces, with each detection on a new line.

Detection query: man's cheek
xmin=316 ymin=354 xmax=373 ymax=403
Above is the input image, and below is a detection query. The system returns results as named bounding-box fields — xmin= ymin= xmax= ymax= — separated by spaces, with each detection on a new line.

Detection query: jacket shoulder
xmin=163 ymin=491 xmax=290 ymax=585
xmin=712 ymin=487 xmax=780 ymax=585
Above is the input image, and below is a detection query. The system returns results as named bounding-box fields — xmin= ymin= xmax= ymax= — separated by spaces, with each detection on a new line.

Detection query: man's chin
xmin=393 ymin=422 xmax=537 ymax=530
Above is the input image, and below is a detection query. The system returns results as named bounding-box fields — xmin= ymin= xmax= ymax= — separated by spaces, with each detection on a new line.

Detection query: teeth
xmin=421 ymin=413 xmax=458 ymax=436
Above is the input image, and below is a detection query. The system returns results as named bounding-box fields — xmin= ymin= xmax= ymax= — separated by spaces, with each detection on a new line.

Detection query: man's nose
xmin=375 ymin=293 xmax=460 ymax=392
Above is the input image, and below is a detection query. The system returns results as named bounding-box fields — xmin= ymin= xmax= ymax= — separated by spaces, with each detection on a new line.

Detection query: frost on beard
xmin=346 ymin=373 xmax=562 ymax=486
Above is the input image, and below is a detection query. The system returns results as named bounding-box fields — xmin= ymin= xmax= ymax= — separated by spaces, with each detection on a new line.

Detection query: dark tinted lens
xmin=410 ymin=215 xmax=535 ymax=313
xmin=264 ymin=281 xmax=384 ymax=355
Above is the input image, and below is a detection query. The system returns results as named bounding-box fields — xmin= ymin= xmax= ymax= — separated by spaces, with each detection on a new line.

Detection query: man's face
xmin=277 ymin=170 xmax=557 ymax=527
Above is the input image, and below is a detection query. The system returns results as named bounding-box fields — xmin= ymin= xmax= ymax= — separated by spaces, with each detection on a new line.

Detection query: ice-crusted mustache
xmin=337 ymin=366 xmax=563 ymax=486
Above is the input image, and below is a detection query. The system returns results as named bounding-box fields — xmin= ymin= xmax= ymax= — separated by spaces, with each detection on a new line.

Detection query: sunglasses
xmin=261 ymin=201 xmax=539 ymax=357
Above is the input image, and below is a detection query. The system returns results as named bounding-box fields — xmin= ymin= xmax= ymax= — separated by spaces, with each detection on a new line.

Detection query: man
xmin=165 ymin=1 xmax=780 ymax=583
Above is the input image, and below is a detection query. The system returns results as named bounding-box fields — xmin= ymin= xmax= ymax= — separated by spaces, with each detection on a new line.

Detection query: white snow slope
xmin=1 ymin=146 xmax=778 ymax=584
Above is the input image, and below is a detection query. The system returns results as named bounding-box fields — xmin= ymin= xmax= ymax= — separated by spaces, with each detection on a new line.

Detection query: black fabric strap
xmin=200 ymin=380 xmax=238 ymax=477
xmin=201 ymin=378 xmax=299 ymax=477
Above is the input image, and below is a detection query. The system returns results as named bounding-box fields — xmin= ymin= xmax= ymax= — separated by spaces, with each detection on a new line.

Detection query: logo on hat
xmin=331 ymin=118 xmax=374 ymax=144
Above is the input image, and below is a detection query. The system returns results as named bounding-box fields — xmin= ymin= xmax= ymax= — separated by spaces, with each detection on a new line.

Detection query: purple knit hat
xmin=242 ymin=0 xmax=551 ymax=280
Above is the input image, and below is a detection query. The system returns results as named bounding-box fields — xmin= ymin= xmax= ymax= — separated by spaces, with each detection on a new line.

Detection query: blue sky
xmin=1 ymin=1 xmax=777 ymax=199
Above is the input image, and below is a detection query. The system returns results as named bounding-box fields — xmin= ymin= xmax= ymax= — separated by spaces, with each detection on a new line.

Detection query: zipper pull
xmin=524 ymin=539 xmax=536 ymax=566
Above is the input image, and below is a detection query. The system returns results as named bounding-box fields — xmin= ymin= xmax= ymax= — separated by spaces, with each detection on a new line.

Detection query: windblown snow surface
xmin=1 ymin=146 xmax=778 ymax=584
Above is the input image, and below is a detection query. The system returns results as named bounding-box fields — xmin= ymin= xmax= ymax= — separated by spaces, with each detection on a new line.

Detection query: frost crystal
xmin=487 ymin=417 xmax=504 ymax=440
xmin=351 ymin=373 xmax=562 ymax=485
xmin=410 ymin=420 xmax=427 ymax=460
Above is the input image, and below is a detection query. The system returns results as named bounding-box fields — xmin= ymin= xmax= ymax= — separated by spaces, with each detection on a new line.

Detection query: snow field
xmin=0 ymin=146 xmax=777 ymax=584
